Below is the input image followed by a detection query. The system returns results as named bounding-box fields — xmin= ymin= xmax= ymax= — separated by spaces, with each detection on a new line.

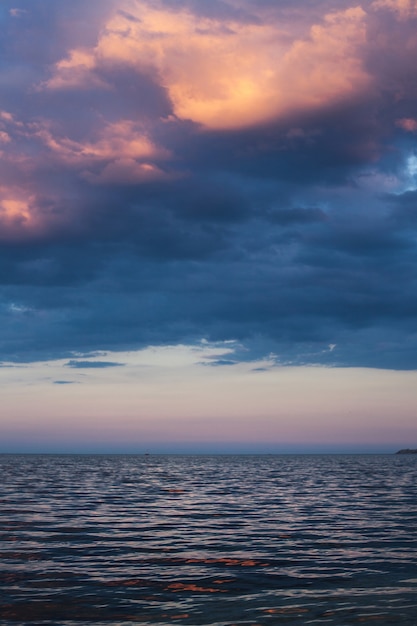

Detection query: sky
xmin=0 ymin=0 xmax=416 ymax=453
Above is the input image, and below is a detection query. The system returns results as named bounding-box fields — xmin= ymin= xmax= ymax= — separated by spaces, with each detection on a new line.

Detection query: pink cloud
xmin=9 ymin=8 xmax=27 ymax=17
xmin=0 ymin=131 xmax=11 ymax=144
xmin=0 ymin=185 xmax=45 ymax=239
xmin=32 ymin=118 xmax=171 ymax=183
xmin=0 ymin=111 xmax=14 ymax=122
xmin=36 ymin=119 xmax=167 ymax=164
xmin=396 ymin=117 xmax=417 ymax=132
xmin=82 ymin=158 xmax=173 ymax=184
xmin=43 ymin=48 xmax=109 ymax=90
xmin=44 ymin=2 xmax=371 ymax=130
xmin=372 ymin=0 xmax=417 ymax=19
xmin=0 ymin=105 xmax=174 ymax=236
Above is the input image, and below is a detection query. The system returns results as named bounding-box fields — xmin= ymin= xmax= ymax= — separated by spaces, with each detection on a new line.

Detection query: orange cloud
xmin=1 ymin=197 xmax=32 ymax=223
xmin=278 ymin=7 xmax=368 ymax=109
xmin=46 ymin=2 xmax=370 ymax=130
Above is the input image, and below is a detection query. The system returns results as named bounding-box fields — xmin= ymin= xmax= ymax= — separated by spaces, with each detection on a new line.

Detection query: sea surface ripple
xmin=1 ymin=454 xmax=416 ymax=625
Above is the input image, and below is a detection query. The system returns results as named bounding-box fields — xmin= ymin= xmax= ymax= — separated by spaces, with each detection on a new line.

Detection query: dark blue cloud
xmin=201 ymin=359 xmax=237 ymax=367
xmin=65 ymin=360 xmax=125 ymax=368
xmin=1 ymin=0 xmax=417 ymax=370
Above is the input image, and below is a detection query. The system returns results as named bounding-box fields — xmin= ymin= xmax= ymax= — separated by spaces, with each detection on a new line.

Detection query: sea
xmin=1 ymin=454 xmax=416 ymax=625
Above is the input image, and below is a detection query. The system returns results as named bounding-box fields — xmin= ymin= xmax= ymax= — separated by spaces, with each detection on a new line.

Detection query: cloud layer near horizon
xmin=1 ymin=0 xmax=417 ymax=369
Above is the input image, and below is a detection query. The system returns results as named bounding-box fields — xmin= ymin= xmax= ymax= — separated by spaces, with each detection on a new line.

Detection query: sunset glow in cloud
xmin=47 ymin=2 xmax=370 ymax=129
xmin=35 ymin=119 xmax=170 ymax=183
xmin=0 ymin=185 xmax=40 ymax=238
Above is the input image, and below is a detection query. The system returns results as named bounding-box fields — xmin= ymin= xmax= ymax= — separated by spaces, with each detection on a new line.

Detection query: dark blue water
xmin=1 ymin=454 xmax=416 ymax=625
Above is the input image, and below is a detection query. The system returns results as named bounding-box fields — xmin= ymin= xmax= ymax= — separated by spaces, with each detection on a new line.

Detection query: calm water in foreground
xmin=0 ymin=454 xmax=416 ymax=625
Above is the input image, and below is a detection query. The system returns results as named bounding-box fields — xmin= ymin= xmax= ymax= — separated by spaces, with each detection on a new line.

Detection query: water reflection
xmin=0 ymin=454 xmax=416 ymax=624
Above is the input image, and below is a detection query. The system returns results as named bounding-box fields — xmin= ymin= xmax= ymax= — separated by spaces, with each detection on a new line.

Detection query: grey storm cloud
xmin=1 ymin=0 xmax=417 ymax=369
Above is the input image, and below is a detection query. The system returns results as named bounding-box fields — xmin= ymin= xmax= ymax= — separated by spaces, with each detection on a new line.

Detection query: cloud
xmin=372 ymin=0 xmax=417 ymax=18
xmin=65 ymin=360 xmax=125 ymax=368
xmin=0 ymin=0 xmax=416 ymax=371
xmin=9 ymin=8 xmax=27 ymax=18
xmin=200 ymin=358 xmax=238 ymax=367
xmin=45 ymin=2 xmax=370 ymax=129
xmin=44 ymin=48 xmax=108 ymax=90
xmin=0 ymin=131 xmax=11 ymax=144
xmin=34 ymin=118 xmax=171 ymax=182
xmin=396 ymin=118 xmax=417 ymax=133
xmin=0 ymin=185 xmax=40 ymax=238
xmin=83 ymin=158 xmax=172 ymax=185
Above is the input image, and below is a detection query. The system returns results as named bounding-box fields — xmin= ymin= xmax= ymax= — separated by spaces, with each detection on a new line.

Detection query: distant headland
xmin=396 ymin=449 xmax=417 ymax=454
